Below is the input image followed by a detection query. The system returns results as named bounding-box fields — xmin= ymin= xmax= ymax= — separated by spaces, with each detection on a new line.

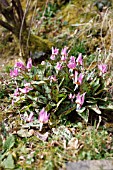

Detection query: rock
xmin=66 ymin=160 xmax=113 ymax=170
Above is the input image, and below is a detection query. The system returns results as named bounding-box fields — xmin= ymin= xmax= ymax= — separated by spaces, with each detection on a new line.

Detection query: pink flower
xmin=38 ymin=108 xmax=50 ymax=124
xmin=70 ymin=56 xmax=76 ymax=63
xmin=19 ymin=87 xmax=32 ymax=94
xmin=19 ymin=84 xmax=33 ymax=94
xmin=15 ymin=61 xmax=25 ymax=70
xmin=61 ymin=55 xmax=67 ymax=61
xmin=52 ymin=47 xmax=59 ymax=55
xmin=76 ymin=92 xmax=86 ymax=109
xmin=41 ymin=61 xmax=46 ymax=65
xmin=26 ymin=112 xmax=34 ymax=122
xmin=50 ymin=54 xmax=56 ymax=60
xmin=14 ymin=88 xmax=19 ymax=96
xmin=24 ymin=82 xmax=31 ymax=87
xmin=74 ymin=71 xmax=84 ymax=85
xmin=61 ymin=47 xmax=68 ymax=56
xmin=10 ymin=68 xmax=18 ymax=77
xmin=49 ymin=75 xmax=57 ymax=82
xmin=77 ymin=73 xmax=84 ymax=84
xmin=69 ymin=93 xmax=75 ymax=102
xmin=74 ymin=71 xmax=78 ymax=83
xmin=55 ymin=62 xmax=62 ymax=71
xmin=27 ymin=58 xmax=32 ymax=69
xmin=76 ymin=53 xmax=83 ymax=65
xmin=12 ymin=100 xmax=14 ymax=105
xmin=67 ymin=56 xmax=76 ymax=69
xmin=50 ymin=47 xmax=59 ymax=60
xmin=98 ymin=64 xmax=107 ymax=74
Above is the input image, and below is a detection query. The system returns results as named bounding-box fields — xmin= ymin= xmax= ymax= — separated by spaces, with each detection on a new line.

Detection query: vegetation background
xmin=0 ymin=0 xmax=113 ymax=169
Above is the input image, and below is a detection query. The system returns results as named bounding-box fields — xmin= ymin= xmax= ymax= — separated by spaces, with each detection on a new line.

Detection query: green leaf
xmin=17 ymin=129 xmax=33 ymax=137
xmin=59 ymin=103 xmax=76 ymax=117
xmin=2 ymin=154 xmax=15 ymax=169
xmin=77 ymin=108 xmax=89 ymax=123
xmin=88 ymin=104 xmax=101 ymax=114
xmin=31 ymin=80 xmax=46 ymax=85
xmin=94 ymin=88 xmax=105 ymax=95
xmin=51 ymin=85 xmax=59 ymax=102
xmin=20 ymin=104 xmax=33 ymax=112
xmin=86 ymin=100 xmax=97 ymax=104
xmin=53 ymin=95 xmax=67 ymax=113
xmin=46 ymin=102 xmax=56 ymax=112
xmin=90 ymin=78 xmax=100 ymax=93
xmin=59 ymin=77 xmax=64 ymax=88
xmin=3 ymin=135 xmax=15 ymax=151
xmin=100 ymin=103 xmax=113 ymax=110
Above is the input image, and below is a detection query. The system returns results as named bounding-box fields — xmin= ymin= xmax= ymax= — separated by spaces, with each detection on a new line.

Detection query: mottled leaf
xmin=88 ymin=104 xmax=101 ymax=114
xmin=100 ymin=103 xmax=113 ymax=110
xmin=77 ymin=108 xmax=89 ymax=123
xmin=2 ymin=154 xmax=15 ymax=169
xmin=17 ymin=129 xmax=33 ymax=137
xmin=31 ymin=80 xmax=46 ymax=85
xmin=3 ymin=135 xmax=15 ymax=151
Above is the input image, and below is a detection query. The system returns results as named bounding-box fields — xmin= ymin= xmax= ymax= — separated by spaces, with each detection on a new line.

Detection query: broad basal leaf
xmin=99 ymin=103 xmax=113 ymax=110
xmin=3 ymin=135 xmax=15 ymax=151
xmin=77 ymin=108 xmax=89 ymax=123
xmin=59 ymin=103 xmax=76 ymax=117
xmin=2 ymin=154 xmax=15 ymax=169
xmin=88 ymin=104 xmax=101 ymax=114
xmin=17 ymin=129 xmax=33 ymax=137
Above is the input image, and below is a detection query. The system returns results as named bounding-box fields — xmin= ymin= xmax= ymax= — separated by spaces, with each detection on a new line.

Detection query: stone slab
xmin=66 ymin=160 xmax=113 ymax=170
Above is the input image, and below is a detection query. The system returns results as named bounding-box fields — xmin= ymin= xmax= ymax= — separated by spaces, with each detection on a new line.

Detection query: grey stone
xmin=66 ymin=160 xmax=113 ymax=170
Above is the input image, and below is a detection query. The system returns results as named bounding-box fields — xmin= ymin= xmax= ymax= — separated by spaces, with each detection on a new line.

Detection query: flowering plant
xmin=6 ymin=47 xmax=112 ymax=130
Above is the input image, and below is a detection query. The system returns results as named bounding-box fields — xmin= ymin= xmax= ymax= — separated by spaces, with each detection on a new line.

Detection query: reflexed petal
xmin=27 ymin=58 xmax=32 ymax=69
xmin=76 ymin=53 xmax=83 ymax=65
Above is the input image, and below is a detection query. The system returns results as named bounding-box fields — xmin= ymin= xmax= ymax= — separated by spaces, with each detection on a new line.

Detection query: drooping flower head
xmin=76 ymin=92 xmax=86 ymax=110
xmin=98 ymin=64 xmax=107 ymax=74
xmin=61 ymin=55 xmax=67 ymax=61
xmin=14 ymin=88 xmax=19 ymax=96
xmin=70 ymin=56 xmax=76 ymax=63
xmin=50 ymin=47 xmax=59 ymax=60
xmin=67 ymin=56 xmax=76 ymax=69
xmin=15 ymin=61 xmax=25 ymax=70
xmin=19 ymin=87 xmax=33 ymax=94
xmin=55 ymin=62 xmax=62 ymax=71
xmin=50 ymin=55 xmax=56 ymax=60
xmin=27 ymin=58 xmax=32 ymax=69
xmin=77 ymin=73 xmax=84 ymax=84
xmin=38 ymin=108 xmax=50 ymax=124
xmin=49 ymin=75 xmax=57 ymax=82
xmin=73 ymin=71 xmax=84 ymax=85
xmin=69 ymin=93 xmax=75 ymax=102
xmin=26 ymin=112 xmax=34 ymax=122
xmin=76 ymin=53 xmax=83 ymax=65
xmin=61 ymin=46 xmax=68 ymax=57
xmin=19 ymin=83 xmax=33 ymax=94
xmin=52 ymin=47 xmax=59 ymax=55
xmin=10 ymin=68 xmax=18 ymax=77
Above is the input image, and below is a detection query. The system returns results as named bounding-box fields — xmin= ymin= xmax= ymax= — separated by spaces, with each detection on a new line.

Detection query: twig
xmin=19 ymin=0 xmax=31 ymax=57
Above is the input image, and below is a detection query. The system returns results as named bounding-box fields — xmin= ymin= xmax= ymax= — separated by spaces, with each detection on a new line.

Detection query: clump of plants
xmin=4 ymin=46 xmax=113 ymax=130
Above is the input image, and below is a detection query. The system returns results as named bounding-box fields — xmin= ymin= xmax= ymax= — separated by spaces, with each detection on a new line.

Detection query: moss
xmin=19 ymin=32 xmax=53 ymax=63
xmin=29 ymin=34 xmax=53 ymax=52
